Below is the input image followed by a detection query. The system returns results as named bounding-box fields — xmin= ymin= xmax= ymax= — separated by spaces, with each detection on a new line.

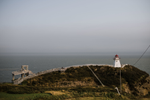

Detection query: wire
xmin=87 ymin=66 xmax=105 ymax=87
xmin=133 ymin=45 xmax=150 ymax=66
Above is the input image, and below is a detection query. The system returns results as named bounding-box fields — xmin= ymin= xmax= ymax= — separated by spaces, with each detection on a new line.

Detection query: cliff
xmin=22 ymin=65 xmax=150 ymax=96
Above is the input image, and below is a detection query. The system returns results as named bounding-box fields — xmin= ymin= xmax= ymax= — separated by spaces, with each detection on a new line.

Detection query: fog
xmin=0 ymin=0 xmax=150 ymax=56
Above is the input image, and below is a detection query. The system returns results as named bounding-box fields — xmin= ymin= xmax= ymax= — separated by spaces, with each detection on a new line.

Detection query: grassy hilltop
xmin=1 ymin=65 xmax=150 ymax=100
xmin=22 ymin=65 xmax=149 ymax=92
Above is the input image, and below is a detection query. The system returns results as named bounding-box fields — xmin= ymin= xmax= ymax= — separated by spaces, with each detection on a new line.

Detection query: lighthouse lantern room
xmin=114 ymin=54 xmax=121 ymax=67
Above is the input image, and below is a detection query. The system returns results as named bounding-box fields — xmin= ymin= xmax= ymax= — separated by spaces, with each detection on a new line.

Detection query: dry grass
xmin=45 ymin=90 xmax=66 ymax=95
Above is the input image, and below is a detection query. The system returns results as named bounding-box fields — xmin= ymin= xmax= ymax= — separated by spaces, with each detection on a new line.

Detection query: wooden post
xmin=26 ymin=65 xmax=28 ymax=70
xmin=120 ymin=67 xmax=122 ymax=94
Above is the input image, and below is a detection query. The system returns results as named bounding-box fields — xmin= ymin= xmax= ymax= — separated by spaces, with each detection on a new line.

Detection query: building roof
xmin=115 ymin=54 xmax=119 ymax=57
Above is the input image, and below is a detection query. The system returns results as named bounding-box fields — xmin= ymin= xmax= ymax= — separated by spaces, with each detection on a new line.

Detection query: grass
xmin=0 ymin=65 xmax=149 ymax=100
xmin=0 ymin=91 xmax=129 ymax=100
xmin=0 ymin=92 xmax=50 ymax=100
xmin=0 ymin=86 xmax=131 ymax=100
xmin=66 ymin=97 xmax=121 ymax=100
xmin=22 ymin=65 xmax=149 ymax=91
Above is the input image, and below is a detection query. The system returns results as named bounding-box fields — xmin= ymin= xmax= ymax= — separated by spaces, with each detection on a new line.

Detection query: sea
xmin=0 ymin=55 xmax=150 ymax=83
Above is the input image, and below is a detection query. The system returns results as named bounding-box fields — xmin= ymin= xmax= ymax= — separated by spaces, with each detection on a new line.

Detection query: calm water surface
xmin=0 ymin=55 xmax=150 ymax=82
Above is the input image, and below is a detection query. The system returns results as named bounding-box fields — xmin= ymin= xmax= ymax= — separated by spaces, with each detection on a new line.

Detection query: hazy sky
xmin=0 ymin=0 xmax=150 ymax=55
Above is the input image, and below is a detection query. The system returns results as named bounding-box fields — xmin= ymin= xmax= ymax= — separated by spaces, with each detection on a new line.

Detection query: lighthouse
xmin=114 ymin=54 xmax=121 ymax=67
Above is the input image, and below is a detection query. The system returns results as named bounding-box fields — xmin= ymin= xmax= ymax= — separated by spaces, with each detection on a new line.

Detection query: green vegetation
xmin=0 ymin=83 xmax=135 ymax=100
xmin=0 ymin=92 xmax=49 ymax=100
xmin=0 ymin=65 xmax=149 ymax=100
xmin=0 ymin=91 xmax=129 ymax=100
xmin=22 ymin=65 xmax=149 ymax=90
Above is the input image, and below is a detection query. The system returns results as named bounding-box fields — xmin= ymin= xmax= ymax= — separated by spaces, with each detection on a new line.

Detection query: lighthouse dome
xmin=115 ymin=54 xmax=119 ymax=57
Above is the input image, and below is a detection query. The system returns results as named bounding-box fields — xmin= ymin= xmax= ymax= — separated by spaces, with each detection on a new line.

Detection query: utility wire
xmin=133 ymin=45 xmax=150 ymax=66
xmin=87 ymin=66 xmax=104 ymax=87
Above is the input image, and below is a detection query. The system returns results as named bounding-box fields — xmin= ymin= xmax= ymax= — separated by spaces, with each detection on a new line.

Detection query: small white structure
xmin=114 ymin=54 xmax=121 ymax=67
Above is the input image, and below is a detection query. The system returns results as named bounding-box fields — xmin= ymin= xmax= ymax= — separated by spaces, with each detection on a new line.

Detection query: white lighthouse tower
xmin=114 ymin=54 xmax=121 ymax=67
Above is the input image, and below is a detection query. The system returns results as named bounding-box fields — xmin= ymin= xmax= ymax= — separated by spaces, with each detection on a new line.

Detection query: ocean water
xmin=0 ymin=55 xmax=150 ymax=83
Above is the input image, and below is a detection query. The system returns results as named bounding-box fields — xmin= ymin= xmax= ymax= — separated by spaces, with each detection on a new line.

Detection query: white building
xmin=114 ymin=54 xmax=121 ymax=67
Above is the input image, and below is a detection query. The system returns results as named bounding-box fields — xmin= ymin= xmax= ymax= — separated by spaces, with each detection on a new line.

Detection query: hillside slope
xmin=22 ymin=65 xmax=150 ymax=96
